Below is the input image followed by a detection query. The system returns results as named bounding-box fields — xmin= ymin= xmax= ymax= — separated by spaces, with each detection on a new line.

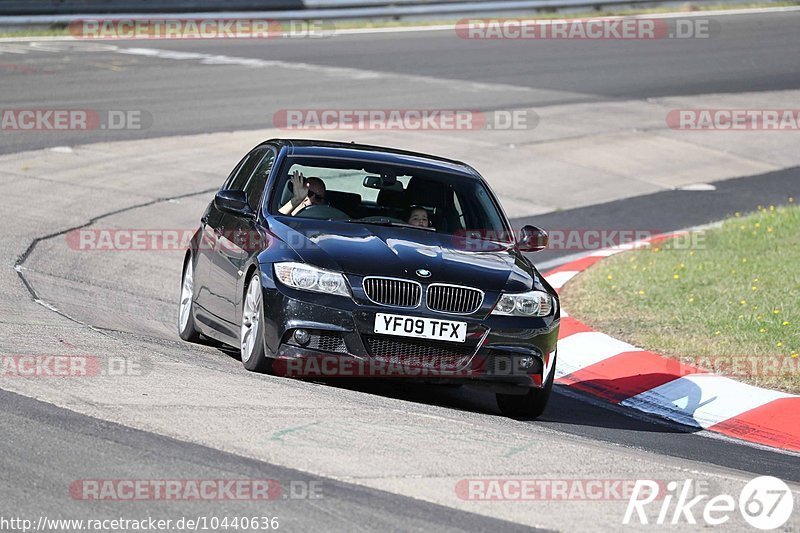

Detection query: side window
xmin=243 ymin=150 xmax=276 ymax=210
xmin=223 ymin=154 xmax=249 ymax=188
xmin=228 ymin=149 xmax=266 ymax=192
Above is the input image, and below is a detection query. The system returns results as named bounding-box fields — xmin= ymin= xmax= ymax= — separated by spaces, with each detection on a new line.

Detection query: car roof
xmin=258 ymin=138 xmax=481 ymax=178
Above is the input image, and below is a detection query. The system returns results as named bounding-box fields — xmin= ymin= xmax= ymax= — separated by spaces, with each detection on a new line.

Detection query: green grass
xmin=0 ymin=1 xmax=798 ymax=37
xmin=0 ymin=28 xmax=71 ymax=38
xmin=561 ymin=201 xmax=800 ymax=393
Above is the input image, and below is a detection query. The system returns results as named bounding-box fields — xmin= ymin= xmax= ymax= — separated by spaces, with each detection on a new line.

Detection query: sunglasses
xmin=307 ymin=190 xmax=325 ymax=201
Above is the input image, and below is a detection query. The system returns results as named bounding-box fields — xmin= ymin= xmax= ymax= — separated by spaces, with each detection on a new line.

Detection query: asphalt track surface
xmin=1 ymin=11 xmax=799 ymax=154
xmin=528 ymin=166 xmax=800 ymax=265
xmin=0 ymin=388 xmax=537 ymax=532
xmin=1 ymin=10 xmax=800 ymax=532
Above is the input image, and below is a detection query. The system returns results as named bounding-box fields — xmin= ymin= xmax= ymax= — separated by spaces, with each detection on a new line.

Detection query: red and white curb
xmin=543 ymin=232 xmax=800 ymax=453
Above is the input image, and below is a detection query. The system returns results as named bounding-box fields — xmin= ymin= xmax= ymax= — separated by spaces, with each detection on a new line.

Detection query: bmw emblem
xmin=416 ymin=269 xmax=431 ymax=278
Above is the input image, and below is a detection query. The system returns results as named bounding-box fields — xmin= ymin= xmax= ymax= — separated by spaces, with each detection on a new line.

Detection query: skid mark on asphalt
xmin=259 ymin=413 xmax=557 ymax=458
xmin=270 ymin=421 xmax=322 ymax=441
xmin=502 ymin=442 xmax=533 ymax=458
xmin=13 ymin=186 xmax=216 ymax=330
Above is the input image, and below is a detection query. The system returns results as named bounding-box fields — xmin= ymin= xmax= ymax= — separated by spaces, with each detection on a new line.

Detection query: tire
xmin=178 ymin=256 xmax=202 ymax=342
xmin=240 ymin=271 xmax=273 ymax=373
xmin=496 ymin=354 xmax=556 ymax=419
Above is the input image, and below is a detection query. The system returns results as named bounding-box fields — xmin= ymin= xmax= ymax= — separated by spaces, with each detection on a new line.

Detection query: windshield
xmin=271 ymin=156 xmax=513 ymax=242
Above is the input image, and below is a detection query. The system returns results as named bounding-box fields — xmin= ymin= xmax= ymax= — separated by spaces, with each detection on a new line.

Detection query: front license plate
xmin=374 ymin=313 xmax=467 ymax=343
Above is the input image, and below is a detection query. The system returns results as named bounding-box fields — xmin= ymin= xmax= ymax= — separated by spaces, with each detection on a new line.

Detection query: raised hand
xmin=290 ymin=170 xmax=308 ymax=207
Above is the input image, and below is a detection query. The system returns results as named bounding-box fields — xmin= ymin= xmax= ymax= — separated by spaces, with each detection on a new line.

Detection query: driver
xmin=279 ymin=170 xmax=327 ymax=216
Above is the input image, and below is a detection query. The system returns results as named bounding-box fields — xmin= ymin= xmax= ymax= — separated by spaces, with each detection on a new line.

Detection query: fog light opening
xmin=293 ymin=329 xmax=311 ymax=346
xmin=518 ymin=356 xmax=535 ymax=371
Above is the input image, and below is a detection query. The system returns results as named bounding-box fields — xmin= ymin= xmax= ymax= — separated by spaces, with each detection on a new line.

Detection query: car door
xmin=194 ymin=149 xmax=263 ymax=324
xmin=213 ymin=147 xmax=276 ymax=325
xmin=193 ymin=152 xmax=247 ymax=319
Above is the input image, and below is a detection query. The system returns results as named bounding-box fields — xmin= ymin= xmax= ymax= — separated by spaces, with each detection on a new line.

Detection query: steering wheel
xmin=358 ymin=215 xmax=407 ymax=224
xmin=294 ymin=203 xmax=349 ymax=220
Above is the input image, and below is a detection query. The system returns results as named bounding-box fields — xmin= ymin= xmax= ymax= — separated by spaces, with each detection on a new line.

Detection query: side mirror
xmin=518 ymin=225 xmax=548 ymax=252
xmin=214 ymin=189 xmax=255 ymax=218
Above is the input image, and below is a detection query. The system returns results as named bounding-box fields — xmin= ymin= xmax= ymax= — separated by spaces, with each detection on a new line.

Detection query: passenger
xmin=279 ymin=170 xmax=326 ymax=216
xmin=407 ymin=206 xmax=429 ymax=228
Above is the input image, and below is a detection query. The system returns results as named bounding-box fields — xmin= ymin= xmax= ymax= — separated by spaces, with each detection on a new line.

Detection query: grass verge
xmin=560 ymin=201 xmax=800 ymax=393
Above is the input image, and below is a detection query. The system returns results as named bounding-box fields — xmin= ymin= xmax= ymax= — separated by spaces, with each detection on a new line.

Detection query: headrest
xmin=325 ymin=190 xmax=361 ymax=216
xmin=406 ymin=178 xmax=446 ymax=208
xmin=376 ymin=189 xmax=407 ymax=209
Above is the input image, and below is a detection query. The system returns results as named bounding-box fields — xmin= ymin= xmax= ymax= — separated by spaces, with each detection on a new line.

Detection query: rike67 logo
xmin=624 ymin=476 xmax=794 ymax=529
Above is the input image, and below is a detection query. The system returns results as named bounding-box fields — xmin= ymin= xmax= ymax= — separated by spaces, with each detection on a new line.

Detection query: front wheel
xmin=240 ymin=272 xmax=272 ymax=373
xmin=178 ymin=256 xmax=201 ymax=342
xmin=496 ymin=354 xmax=556 ymax=419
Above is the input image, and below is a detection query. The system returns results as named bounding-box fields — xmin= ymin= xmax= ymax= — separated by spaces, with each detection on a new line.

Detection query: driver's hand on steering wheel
xmin=294 ymin=195 xmax=312 ymax=213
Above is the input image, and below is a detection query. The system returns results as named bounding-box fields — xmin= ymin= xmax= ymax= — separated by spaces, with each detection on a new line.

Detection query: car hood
xmin=270 ymin=217 xmax=537 ymax=292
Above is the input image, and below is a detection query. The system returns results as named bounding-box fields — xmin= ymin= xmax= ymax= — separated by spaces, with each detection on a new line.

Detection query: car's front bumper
xmin=261 ymin=279 xmax=559 ymax=392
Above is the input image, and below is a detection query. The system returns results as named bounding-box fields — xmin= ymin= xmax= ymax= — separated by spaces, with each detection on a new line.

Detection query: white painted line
xmin=114 ymin=46 xmax=536 ymax=93
xmin=678 ymin=183 xmax=717 ymax=191
xmin=332 ymin=24 xmax=454 ymax=36
xmin=537 ymin=251 xmax=591 ymax=272
xmin=620 ymin=374 xmax=794 ymax=429
xmin=555 ymin=331 xmax=641 ymax=378
xmin=29 ymin=41 xmax=119 ymax=52
xmin=0 ymin=43 xmax=29 ymax=54
xmin=609 ymin=239 xmax=651 ymax=251
xmin=589 ymin=248 xmax=626 ymax=257
xmin=544 ymin=270 xmax=579 ymax=289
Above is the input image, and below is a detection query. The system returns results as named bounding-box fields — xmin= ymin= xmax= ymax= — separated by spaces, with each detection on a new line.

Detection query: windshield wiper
xmin=344 ymin=219 xmax=437 ymax=231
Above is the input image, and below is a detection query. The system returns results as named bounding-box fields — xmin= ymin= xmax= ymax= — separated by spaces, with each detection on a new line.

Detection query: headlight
xmin=273 ymin=262 xmax=350 ymax=297
xmin=491 ymin=290 xmax=553 ymax=317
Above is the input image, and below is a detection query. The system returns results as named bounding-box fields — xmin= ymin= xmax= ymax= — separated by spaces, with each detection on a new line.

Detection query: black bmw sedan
xmin=179 ymin=139 xmax=560 ymax=418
